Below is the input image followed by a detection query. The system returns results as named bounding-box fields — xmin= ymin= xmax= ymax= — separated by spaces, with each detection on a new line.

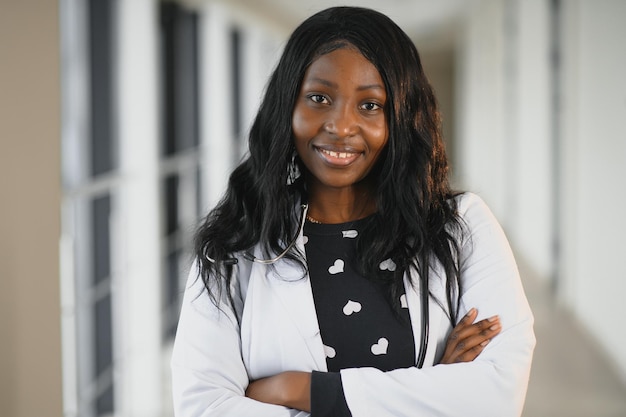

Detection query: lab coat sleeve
xmin=339 ymin=193 xmax=536 ymax=417
xmin=171 ymin=264 xmax=308 ymax=417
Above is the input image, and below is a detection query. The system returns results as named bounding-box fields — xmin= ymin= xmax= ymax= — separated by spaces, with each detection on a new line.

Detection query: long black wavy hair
xmin=195 ymin=6 xmax=464 ymax=323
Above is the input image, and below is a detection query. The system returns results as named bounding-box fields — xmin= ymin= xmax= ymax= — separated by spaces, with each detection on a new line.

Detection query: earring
xmin=287 ymin=152 xmax=301 ymax=185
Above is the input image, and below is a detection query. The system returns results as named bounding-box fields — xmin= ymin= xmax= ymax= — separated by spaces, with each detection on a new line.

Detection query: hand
xmin=245 ymin=371 xmax=311 ymax=412
xmin=439 ymin=308 xmax=501 ymax=364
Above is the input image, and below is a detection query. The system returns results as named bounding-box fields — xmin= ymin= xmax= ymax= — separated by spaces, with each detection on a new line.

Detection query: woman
xmin=172 ymin=6 xmax=535 ymax=417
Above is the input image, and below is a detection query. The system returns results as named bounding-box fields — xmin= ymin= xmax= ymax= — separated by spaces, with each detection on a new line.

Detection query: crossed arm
xmin=245 ymin=307 xmax=502 ymax=412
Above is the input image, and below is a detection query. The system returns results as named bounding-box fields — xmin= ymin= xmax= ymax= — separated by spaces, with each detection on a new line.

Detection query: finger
xmin=454 ymin=318 xmax=501 ymax=350
xmin=452 ymin=341 xmax=487 ymax=363
xmin=449 ymin=314 xmax=499 ymax=345
xmin=444 ymin=316 xmax=500 ymax=360
xmin=452 ymin=336 xmax=494 ymax=363
xmin=471 ymin=315 xmax=500 ymax=331
xmin=458 ymin=308 xmax=478 ymax=325
xmin=447 ymin=308 xmax=479 ymax=343
xmin=451 ymin=321 xmax=502 ymax=361
xmin=440 ymin=312 xmax=502 ymax=364
xmin=456 ymin=322 xmax=501 ymax=352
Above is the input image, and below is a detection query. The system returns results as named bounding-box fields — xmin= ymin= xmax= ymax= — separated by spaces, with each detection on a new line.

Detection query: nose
xmin=323 ymin=104 xmax=359 ymax=138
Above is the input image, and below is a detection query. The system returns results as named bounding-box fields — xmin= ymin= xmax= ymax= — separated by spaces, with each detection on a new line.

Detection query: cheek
xmin=371 ymin=123 xmax=389 ymax=154
xmin=291 ymin=110 xmax=309 ymax=159
xmin=291 ymin=104 xmax=311 ymax=140
xmin=291 ymin=117 xmax=304 ymax=142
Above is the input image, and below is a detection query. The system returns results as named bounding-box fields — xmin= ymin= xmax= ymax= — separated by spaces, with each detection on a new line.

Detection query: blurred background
xmin=1 ymin=0 xmax=625 ymax=416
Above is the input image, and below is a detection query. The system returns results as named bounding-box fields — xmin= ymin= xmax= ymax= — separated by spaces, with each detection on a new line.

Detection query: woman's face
xmin=292 ymin=47 xmax=388 ymax=191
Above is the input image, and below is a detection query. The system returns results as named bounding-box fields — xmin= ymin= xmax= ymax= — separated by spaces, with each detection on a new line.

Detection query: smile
xmin=316 ymin=147 xmax=362 ymax=166
xmin=320 ymin=149 xmax=358 ymax=159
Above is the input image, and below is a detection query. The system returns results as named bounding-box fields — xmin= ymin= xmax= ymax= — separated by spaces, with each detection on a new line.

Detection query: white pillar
xmin=200 ymin=2 xmax=236 ymax=210
xmin=116 ymin=0 xmax=162 ymax=414
xmin=510 ymin=0 xmax=553 ymax=280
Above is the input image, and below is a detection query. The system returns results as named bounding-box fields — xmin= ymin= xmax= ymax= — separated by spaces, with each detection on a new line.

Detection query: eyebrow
xmin=307 ymin=77 xmax=385 ymax=92
xmin=357 ymin=84 xmax=385 ymax=92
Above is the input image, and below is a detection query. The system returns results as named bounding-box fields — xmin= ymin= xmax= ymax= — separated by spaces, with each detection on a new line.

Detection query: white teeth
xmin=322 ymin=149 xmax=354 ymax=159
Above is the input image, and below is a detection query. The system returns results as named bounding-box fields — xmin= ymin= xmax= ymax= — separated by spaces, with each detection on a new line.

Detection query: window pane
xmin=94 ymin=293 xmax=113 ymax=375
xmin=92 ymin=194 xmax=111 ymax=285
xmin=89 ymin=0 xmax=116 ymax=176
xmin=164 ymin=174 xmax=179 ymax=235
xmin=164 ymin=250 xmax=181 ymax=338
xmin=196 ymin=165 xmax=202 ymax=219
xmin=96 ymin=380 xmax=114 ymax=416
xmin=160 ymin=2 xmax=200 ymax=156
xmin=94 ymin=292 xmax=114 ymax=415
xmin=230 ymin=27 xmax=242 ymax=139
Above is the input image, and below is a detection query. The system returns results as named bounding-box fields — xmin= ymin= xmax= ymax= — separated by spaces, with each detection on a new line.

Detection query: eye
xmin=360 ymin=102 xmax=383 ymax=112
xmin=308 ymin=94 xmax=329 ymax=105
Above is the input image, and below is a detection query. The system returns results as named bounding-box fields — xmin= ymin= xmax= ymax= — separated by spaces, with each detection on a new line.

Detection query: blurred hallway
xmin=3 ymin=1 xmax=626 ymax=416
xmin=520 ymin=261 xmax=626 ymax=417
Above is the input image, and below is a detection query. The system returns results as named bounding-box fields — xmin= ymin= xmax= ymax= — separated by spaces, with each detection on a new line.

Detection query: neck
xmin=306 ymin=182 xmax=377 ymax=224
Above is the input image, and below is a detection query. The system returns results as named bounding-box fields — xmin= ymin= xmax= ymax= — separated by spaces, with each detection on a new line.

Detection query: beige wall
xmin=0 ymin=1 xmax=63 ymax=416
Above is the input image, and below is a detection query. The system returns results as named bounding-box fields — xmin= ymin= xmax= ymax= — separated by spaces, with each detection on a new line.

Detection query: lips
xmin=316 ymin=146 xmax=362 ymax=166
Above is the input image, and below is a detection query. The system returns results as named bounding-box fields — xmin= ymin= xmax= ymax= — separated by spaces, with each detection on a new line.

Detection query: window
xmin=61 ymin=0 xmax=118 ymax=415
xmin=61 ymin=2 xmax=278 ymax=415
xmin=159 ymin=1 xmax=202 ymax=339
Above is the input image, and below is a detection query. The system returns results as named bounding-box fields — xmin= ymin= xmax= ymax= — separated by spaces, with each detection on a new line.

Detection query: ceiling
xmin=214 ymin=0 xmax=472 ymax=50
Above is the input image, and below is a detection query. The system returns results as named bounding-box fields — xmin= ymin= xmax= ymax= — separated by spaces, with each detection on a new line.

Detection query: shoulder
xmin=451 ymin=192 xmax=500 ymax=229
xmin=452 ymin=192 xmax=490 ymax=217
xmin=449 ymin=192 xmax=509 ymax=249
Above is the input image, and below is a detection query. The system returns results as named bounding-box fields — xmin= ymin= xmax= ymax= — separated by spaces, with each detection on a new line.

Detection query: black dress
xmin=304 ymin=216 xmax=415 ymax=416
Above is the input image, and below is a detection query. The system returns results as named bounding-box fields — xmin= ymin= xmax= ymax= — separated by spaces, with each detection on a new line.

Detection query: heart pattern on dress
xmin=328 ymin=259 xmax=344 ymax=274
xmin=342 ymin=300 xmax=362 ymax=316
xmin=305 ymin=220 xmax=414 ymax=370
xmin=379 ymin=258 xmax=397 ymax=271
xmin=324 ymin=344 xmax=336 ymax=359
xmin=370 ymin=337 xmax=389 ymax=355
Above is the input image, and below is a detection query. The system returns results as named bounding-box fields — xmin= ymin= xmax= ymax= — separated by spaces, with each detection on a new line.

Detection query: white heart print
xmin=342 ymin=230 xmax=358 ymax=238
xmin=379 ymin=258 xmax=397 ymax=271
xmin=324 ymin=344 xmax=336 ymax=359
xmin=371 ymin=337 xmax=389 ymax=355
xmin=400 ymin=294 xmax=408 ymax=308
xmin=328 ymin=259 xmax=344 ymax=274
xmin=342 ymin=300 xmax=362 ymax=316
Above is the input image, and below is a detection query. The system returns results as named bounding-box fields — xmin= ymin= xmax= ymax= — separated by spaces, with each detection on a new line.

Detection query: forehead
xmin=303 ymin=46 xmax=384 ymax=87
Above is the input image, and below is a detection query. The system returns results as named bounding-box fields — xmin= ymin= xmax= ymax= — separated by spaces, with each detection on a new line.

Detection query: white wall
xmin=458 ymin=0 xmax=626 ymax=382
xmin=558 ymin=0 xmax=626 ymax=381
xmin=510 ymin=0 xmax=553 ymax=280
xmin=457 ymin=0 xmax=553 ymax=280
xmin=456 ymin=0 xmax=509 ymax=220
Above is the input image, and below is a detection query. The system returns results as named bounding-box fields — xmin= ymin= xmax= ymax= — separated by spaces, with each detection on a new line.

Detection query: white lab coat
xmin=171 ymin=193 xmax=535 ymax=416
